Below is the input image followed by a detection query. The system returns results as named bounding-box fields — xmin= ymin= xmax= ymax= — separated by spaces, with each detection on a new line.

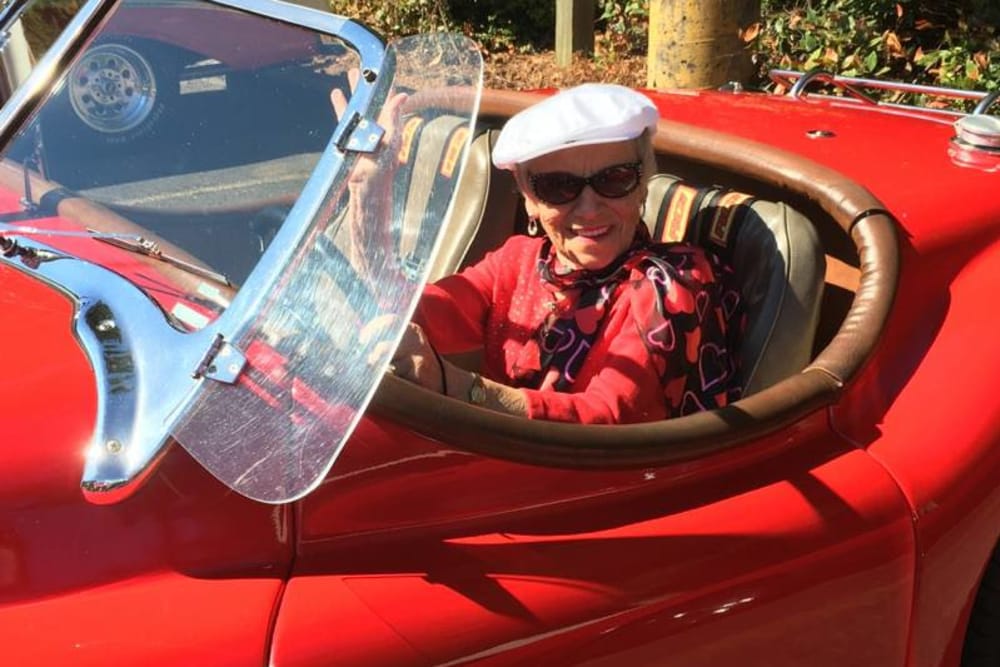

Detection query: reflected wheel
xmin=64 ymin=38 xmax=182 ymax=144
xmin=70 ymin=43 xmax=158 ymax=134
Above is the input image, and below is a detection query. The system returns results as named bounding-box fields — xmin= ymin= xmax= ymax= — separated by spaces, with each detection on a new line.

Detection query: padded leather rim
xmin=370 ymin=89 xmax=899 ymax=468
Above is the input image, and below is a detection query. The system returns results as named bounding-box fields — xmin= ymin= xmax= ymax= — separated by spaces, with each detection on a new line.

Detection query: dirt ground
xmin=482 ymin=51 xmax=647 ymax=90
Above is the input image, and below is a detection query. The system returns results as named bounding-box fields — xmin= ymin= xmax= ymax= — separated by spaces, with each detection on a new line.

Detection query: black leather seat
xmin=643 ymin=174 xmax=826 ymax=395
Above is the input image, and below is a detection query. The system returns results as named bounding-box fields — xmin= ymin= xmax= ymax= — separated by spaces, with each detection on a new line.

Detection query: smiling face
xmin=519 ymin=141 xmax=647 ymax=271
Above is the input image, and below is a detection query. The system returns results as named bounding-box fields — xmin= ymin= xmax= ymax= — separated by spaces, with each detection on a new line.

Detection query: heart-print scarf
xmin=515 ymin=226 xmax=743 ymax=416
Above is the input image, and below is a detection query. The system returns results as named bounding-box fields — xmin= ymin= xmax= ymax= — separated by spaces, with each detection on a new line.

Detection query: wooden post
xmin=0 ymin=22 xmax=34 ymax=104
xmin=556 ymin=0 xmax=594 ymax=67
xmin=647 ymin=0 xmax=759 ymax=89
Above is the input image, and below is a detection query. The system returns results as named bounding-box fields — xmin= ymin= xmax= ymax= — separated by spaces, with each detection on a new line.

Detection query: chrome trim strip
xmin=1 ymin=239 xmax=214 ymax=503
xmin=0 ymin=0 xmax=108 ymax=145
xmin=770 ymin=68 xmax=995 ymax=116
xmin=973 ymin=90 xmax=1000 ymax=116
xmin=786 ymin=68 xmax=878 ymax=105
xmin=0 ymin=0 xmax=32 ymax=34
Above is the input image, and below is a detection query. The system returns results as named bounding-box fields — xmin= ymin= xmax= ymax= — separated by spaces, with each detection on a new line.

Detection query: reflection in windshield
xmin=13 ymin=0 xmax=81 ymax=60
xmin=0 ymin=0 xmax=80 ymax=99
xmin=172 ymin=33 xmax=483 ymax=502
xmin=0 ymin=0 xmax=360 ymax=325
xmin=1 ymin=0 xmax=482 ymax=504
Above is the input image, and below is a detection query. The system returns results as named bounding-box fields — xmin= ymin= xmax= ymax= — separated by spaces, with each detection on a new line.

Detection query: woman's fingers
xmin=330 ymin=88 xmax=348 ymax=121
xmin=330 ymin=67 xmax=410 ymax=142
xmin=359 ymin=316 xmax=425 ymax=367
xmin=359 ymin=317 xmax=442 ymax=392
xmin=360 ymin=314 xmax=399 ymax=365
xmin=380 ymin=92 xmax=409 ymax=139
xmin=330 ymin=67 xmax=361 ymax=121
xmin=359 ymin=313 xmax=398 ymax=345
xmin=392 ymin=323 xmax=444 ymax=392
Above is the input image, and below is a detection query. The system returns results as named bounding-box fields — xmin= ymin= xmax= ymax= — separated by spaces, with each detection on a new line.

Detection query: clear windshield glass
xmin=0 ymin=0 xmax=358 ymax=326
xmin=0 ymin=0 xmax=481 ymax=503
xmin=170 ymin=33 xmax=482 ymax=502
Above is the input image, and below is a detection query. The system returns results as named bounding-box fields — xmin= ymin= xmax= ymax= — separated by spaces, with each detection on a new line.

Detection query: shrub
xmin=753 ymin=0 xmax=999 ymax=99
xmin=329 ymin=0 xmax=554 ymax=54
xmin=598 ymin=0 xmax=649 ymax=58
xmin=329 ymin=0 xmax=454 ymax=37
xmin=331 ymin=0 xmax=650 ymax=58
xmin=332 ymin=0 xmax=998 ymax=95
xmin=449 ymin=0 xmax=555 ymax=53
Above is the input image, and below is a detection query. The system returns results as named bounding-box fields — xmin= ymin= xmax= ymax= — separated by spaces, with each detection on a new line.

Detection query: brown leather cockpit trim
xmin=370 ymin=89 xmax=899 ymax=468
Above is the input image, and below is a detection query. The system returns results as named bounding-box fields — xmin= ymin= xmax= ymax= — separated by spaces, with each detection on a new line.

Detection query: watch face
xmin=469 ymin=374 xmax=487 ymax=405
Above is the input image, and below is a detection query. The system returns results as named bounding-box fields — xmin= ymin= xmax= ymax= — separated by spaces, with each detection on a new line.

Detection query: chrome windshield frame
xmin=0 ymin=0 xmax=394 ymax=503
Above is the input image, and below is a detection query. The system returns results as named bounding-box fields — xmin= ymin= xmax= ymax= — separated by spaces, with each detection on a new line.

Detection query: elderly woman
xmin=378 ymin=83 xmax=741 ymax=424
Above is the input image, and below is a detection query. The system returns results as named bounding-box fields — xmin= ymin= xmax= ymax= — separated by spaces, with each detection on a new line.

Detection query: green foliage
xmin=903 ymin=1 xmax=1000 ymax=93
xmin=754 ymin=0 xmax=1000 ymax=99
xmin=334 ymin=0 xmax=998 ymax=96
xmin=598 ymin=0 xmax=649 ymax=58
xmin=758 ymin=0 xmax=890 ymax=77
xmin=22 ymin=0 xmax=82 ymax=56
xmin=330 ymin=0 xmax=554 ymax=54
xmin=329 ymin=0 xmax=454 ymax=37
xmin=333 ymin=0 xmax=653 ymax=58
xmin=449 ymin=0 xmax=555 ymax=53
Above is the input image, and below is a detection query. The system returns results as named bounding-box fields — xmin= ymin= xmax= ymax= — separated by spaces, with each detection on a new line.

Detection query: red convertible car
xmin=1 ymin=0 xmax=999 ymax=665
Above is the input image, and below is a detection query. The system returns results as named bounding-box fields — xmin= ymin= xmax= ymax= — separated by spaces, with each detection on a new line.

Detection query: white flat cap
xmin=492 ymin=83 xmax=660 ymax=169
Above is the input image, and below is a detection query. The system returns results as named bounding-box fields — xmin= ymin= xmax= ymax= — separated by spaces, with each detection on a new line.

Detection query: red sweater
xmin=415 ymin=235 xmax=734 ymax=424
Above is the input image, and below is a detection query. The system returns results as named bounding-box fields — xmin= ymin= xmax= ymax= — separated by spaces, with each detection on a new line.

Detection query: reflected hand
xmin=329 ymin=69 xmax=409 ymax=273
xmin=329 ymin=70 xmax=409 ymax=186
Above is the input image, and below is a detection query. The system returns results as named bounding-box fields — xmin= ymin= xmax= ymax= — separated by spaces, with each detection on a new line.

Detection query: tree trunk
xmin=647 ymin=0 xmax=760 ymax=90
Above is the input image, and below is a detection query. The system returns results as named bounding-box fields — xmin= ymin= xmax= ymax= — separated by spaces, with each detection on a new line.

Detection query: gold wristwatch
xmin=467 ymin=372 xmax=487 ymax=406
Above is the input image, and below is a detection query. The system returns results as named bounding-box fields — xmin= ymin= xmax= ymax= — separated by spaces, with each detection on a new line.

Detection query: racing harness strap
xmin=645 ymin=176 xmax=756 ymax=263
xmin=393 ymin=113 xmax=471 ymax=281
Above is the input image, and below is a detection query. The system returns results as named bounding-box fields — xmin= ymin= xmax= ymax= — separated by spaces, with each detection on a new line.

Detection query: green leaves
xmin=335 ymin=0 xmax=998 ymax=100
xmin=597 ymin=0 xmax=649 ymax=58
xmin=755 ymin=0 xmax=999 ymax=103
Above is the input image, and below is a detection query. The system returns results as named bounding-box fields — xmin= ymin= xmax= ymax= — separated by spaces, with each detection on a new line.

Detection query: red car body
xmin=1 ymin=1 xmax=999 ymax=665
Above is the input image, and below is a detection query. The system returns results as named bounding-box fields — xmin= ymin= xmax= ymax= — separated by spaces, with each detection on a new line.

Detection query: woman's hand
xmin=359 ymin=312 xmax=529 ymax=416
xmin=329 ymin=71 xmax=409 ymax=188
xmin=360 ymin=314 xmax=445 ymax=394
xmin=329 ymin=71 xmax=409 ymax=274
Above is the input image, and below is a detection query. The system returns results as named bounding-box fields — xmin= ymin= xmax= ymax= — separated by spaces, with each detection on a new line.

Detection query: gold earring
xmin=527 ymin=218 xmax=539 ymax=236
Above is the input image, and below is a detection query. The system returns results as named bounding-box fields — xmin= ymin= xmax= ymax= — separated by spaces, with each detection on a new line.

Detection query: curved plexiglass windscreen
xmin=0 ymin=0 xmax=481 ymax=503
xmin=171 ymin=34 xmax=482 ymax=502
xmin=0 ymin=0 xmax=359 ymax=329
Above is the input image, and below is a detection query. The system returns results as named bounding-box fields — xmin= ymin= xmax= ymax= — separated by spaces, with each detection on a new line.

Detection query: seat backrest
xmin=389 ymin=117 xmax=520 ymax=283
xmin=427 ymin=128 xmax=522 ymax=281
xmin=643 ymin=174 xmax=825 ymax=395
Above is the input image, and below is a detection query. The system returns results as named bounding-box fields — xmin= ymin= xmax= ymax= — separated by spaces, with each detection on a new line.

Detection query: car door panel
xmin=272 ymin=412 xmax=914 ymax=666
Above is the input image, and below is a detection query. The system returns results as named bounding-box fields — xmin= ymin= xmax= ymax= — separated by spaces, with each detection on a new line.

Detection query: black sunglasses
xmin=529 ymin=161 xmax=643 ymax=206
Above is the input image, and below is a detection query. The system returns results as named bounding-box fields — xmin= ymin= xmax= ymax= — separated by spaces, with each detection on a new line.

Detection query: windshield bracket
xmin=193 ymin=333 xmax=246 ymax=384
xmin=335 ymin=112 xmax=385 ymax=153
